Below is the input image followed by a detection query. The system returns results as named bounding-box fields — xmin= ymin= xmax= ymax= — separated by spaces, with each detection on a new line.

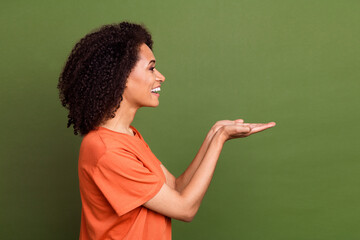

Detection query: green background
xmin=1 ymin=0 xmax=359 ymax=239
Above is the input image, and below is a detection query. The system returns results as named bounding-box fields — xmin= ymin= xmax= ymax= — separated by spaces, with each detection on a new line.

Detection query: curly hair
xmin=58 ymin=22 xmax=153 ymax=136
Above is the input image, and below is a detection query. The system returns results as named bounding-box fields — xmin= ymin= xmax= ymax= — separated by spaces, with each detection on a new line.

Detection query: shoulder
xmin=79 ymin=127 xmax=142 ymax=164
xmin=81 ymin=129 xmax=105 ymax=150
xmin=79 ymin=130 xmax=107 ymax=168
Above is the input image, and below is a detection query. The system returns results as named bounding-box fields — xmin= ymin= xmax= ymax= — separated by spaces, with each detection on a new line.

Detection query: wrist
xmin=206 ymin=128 xmax=216 ymax=139
xmin=213 ymin=127 xmax=227 ymax=144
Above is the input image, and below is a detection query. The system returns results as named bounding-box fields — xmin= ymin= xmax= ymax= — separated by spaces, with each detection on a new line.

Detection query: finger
xmin=215 ymin=120 xmax=241 ymax=129
xmin=235 ymin=119 xmax=244 ymax=124
xmin=249 ymin=122 xmax=276 ymax=128
xmin=215 ymin=120 xmax=233 ymax=126
xmin=249 ymin=124 xmax=268 ymax=129
xmin=235 ymin=125 xmax=251 ymax=134
xmin=249 ymin=122 xmax=276 ymax=134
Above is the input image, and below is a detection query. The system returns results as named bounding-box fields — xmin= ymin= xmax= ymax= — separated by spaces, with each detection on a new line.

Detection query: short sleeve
xmin=93 ymin=149 xmax=164 ymax=216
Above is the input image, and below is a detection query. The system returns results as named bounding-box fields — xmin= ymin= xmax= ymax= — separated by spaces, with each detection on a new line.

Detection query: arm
xmin=174 ymin=129 xmax=214 ymax=192
xmin=145 ymin=121 xmax=276 ymax=222
xmin=174 ymin=119 xmax=245 ymax=192
xmin=144 ymin=129 xmax=227 ymax=222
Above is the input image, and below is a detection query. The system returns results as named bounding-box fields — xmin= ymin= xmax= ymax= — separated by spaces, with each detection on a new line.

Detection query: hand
xmin=210 ymin=119 xmax=245 ymax=135
xmin=220 ymin=121 xmax=276 ymax=141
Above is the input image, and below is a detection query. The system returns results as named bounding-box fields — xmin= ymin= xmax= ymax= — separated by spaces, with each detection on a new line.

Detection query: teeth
xmin=151 ymin=87 xmax=161 ymax=93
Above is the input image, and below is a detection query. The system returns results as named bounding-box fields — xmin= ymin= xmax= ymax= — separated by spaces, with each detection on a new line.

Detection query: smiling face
xmin=122 ymin=43 xmax=165 ymax=109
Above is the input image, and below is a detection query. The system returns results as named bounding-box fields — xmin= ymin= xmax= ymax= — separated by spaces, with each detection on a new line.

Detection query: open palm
xmin=213 ymin=119 xmax=276 ymax=140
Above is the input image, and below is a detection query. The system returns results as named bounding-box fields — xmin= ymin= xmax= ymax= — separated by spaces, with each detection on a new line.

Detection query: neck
xmin=100 ymin=100 xmax=139 ymax=136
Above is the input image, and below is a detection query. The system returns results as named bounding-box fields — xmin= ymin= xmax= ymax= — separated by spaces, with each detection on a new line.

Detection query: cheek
xmin=128 ymin=73 xmax=152 ymax=90
xmin=122 ymin=84 xmax=149 ymax=102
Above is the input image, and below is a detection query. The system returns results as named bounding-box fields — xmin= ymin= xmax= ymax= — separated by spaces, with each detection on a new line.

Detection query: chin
xmin=143 ymin=101 xmax=159 ymax=108
xmin=150 ymin=102 xmax=160 ymax=108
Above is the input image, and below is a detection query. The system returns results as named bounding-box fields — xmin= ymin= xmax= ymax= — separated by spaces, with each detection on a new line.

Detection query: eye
xmin=149 ymin=66 xmax=155 ymax=72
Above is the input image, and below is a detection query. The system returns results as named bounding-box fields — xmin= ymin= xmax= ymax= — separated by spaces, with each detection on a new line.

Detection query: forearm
xmin=175 ymin=129 xmax=216 ymax=192
xmin=179 ymin=130 xmax=226 ymax=219
xmin=144 ymin=120 xmax=275 ymax=222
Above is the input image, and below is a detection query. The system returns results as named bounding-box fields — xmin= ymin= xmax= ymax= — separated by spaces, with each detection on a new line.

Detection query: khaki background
xmin=1 ymin=0 xmax=359 ymax=239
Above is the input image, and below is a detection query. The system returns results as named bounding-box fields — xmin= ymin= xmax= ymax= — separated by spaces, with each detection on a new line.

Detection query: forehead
xmin=138 ymin=43 xmax=155 ymax=62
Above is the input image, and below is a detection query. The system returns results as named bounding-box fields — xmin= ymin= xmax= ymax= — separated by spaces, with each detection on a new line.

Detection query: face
xmin=122 ymin=43 xmax=165 ymax=108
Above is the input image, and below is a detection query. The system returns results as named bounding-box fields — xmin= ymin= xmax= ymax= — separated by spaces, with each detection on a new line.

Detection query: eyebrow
xmin=148 ymin=60 xmax=156 ymax=65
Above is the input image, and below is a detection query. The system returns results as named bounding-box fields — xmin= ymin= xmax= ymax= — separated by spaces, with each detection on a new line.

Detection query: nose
xmin=155 ymin=69 xmax=165 ymax=83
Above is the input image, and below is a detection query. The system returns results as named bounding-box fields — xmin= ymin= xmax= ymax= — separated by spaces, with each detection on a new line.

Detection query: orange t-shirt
xmin=78 ymin=126 xmax=171 ymax=240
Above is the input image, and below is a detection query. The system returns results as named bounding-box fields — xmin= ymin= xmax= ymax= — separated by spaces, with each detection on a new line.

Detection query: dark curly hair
xmin=58 ymin=22 xmax=153 ymax=136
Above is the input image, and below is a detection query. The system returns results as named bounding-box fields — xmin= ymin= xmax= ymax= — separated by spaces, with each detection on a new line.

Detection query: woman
xmin=58 ymin=22 xmax=275 ymax=240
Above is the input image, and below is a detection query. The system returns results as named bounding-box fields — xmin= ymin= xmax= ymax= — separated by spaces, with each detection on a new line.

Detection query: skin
xmin=100 ymin=43 xmax=165 ymax=136
xmin=101 ymin=43 xmax=276 ymax=222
